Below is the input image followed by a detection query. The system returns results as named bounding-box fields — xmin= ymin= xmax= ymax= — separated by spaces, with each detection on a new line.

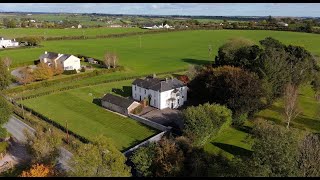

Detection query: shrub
xmin=63 ymin=69 xmax=77 ymax=75
xmin=0 ymin=141 xmax=9 ymax=154
xmin=232 ymin=113 xmax=248 ymax=127
xmin=80 ymin=67 xmax=86 ymax=72
xmin=132 ymin=105 xmax=143 ymax=115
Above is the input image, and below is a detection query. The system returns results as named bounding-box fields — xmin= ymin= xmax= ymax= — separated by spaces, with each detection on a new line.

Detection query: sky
xmin=0 ymin=3 xmax=320 ymax=17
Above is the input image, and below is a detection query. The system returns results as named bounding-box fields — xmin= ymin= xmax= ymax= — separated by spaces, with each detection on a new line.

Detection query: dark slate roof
xmin=101 ymin=93 xmax=135 ymax=108
xmin=57 ymin=54 xmax=72 ymax=62
xmin=132 ymin=77 xmax=185 ymax=92
xmin=41 ymin=52 xmax=59 ymax=60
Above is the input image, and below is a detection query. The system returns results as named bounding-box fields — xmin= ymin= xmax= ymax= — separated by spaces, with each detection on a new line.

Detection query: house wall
xmin=132 ymin=84 xmax=188 ymax=110
xmin=127 ymin=102 xmax=141 ymax=114
xmin=132 ymin=85 xmax=161 ymax=109
xmin=101 ymin=100 xmax=128 ymax=115
xmin=62 ymin=55 xmax=81 ymax=70
xmin=0 ymin=39 xmax=19 ymax=48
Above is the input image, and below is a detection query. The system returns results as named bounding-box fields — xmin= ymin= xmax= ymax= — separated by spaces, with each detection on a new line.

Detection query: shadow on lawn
xmin=181 ymin=58 xmax=213 ymax=65
xmin=112 ymin=86 xmax=132 ymax=97
xmin=294 ymin=115 xmax=320 ymax=131
xmin=212 ymin=142 xmax=253 ymax=157
xmin=92 ymin=98 xmax=101 ymax=106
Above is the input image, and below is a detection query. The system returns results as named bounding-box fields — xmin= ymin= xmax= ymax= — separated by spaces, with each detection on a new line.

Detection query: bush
xmin=132 ymin=105 xmax=143 ymax=115
xmin=80 ymin=67 xmax=86 ymax=72
xmin=63 ymin=69 xmax=77 ymax=75
xmin=232 ymin=113 xmax=248 ymax=127
xmin=0 ymin=141 xmax=9 ymax=154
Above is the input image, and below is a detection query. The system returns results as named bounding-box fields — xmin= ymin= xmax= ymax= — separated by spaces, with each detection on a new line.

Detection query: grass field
xmin=2 ymin=30 xmax=320 ymax=69
xmin=21 ymin=80 xmax=159 ymax=151
xmin=256 ymin=85 xmax=320 ymax=132
xmin=0 ymin=27 xmax=146 ymax=39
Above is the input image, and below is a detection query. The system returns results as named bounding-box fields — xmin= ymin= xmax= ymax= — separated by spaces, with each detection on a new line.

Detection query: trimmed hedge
xmin=4 ymin=66 xmax=125 ymax=95
xmin=63 ymin=69 xmax=77 ymax=75
xmin=12 ymin=68 xmax=188 ymax=101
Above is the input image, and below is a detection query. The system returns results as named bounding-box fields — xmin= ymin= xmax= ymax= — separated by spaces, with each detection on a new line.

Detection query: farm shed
xmin=101 ymin=93 xmax=140 ymax=116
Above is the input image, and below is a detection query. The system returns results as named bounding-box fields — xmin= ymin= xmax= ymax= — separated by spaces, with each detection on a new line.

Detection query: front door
xmin=171 ymin=102 xmax=173 ymax=108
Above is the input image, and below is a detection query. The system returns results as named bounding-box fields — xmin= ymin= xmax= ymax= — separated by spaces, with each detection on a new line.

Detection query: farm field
xmin=0 ymin=27 xmax=146 ymax=39
xmin=2 ymin=30 xmax=320 ymax=69
xmin=21 ymin=80 xmax=159 ymax=151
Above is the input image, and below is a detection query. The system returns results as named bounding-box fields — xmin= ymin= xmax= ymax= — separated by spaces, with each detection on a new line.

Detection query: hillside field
xmin=0 ymin=27 xmax=146 ymax=39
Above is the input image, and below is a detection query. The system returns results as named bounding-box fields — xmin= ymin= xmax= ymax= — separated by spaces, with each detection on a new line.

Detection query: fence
xmin=123 ymin=130 xmax=168 ymax=157
xmin=128 ymin=113 xmax=170 ymax=132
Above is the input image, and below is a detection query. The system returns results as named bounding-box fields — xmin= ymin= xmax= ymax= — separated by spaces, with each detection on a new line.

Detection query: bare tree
xmin=298 ymin=133 xmax=320 ymax=177
xmin=283 ymin=83 xmax=301 ymax=129
xmin=103 ymin=52 xmax=111 ymax=69
xmin=2 ymin=57 xmax=12 ymax=71
xmin=111 ymin=52 xmax=118 ymax=68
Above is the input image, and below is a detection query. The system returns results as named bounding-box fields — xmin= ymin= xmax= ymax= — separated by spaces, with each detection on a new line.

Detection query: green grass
xmin=0 ymin=27 xmax=146 ymax=39
xmin=256 ymin=85 xmax=320 ymax=132
xmin=2 ymin=30 xmax=320 ymax=69
xmin=21 ymin=80 xmax=159 ymax=151
xmin=204 ymin=121 xmax=254 ymax=159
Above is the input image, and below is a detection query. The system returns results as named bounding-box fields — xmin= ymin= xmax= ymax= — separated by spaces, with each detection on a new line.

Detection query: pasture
xmin=21 ymin=79 xmax=158 ymax=151
xmin=0 ymin=27 xmax=146 ymax=39
xmin=2 ymin=30 xmax=320 ymax=69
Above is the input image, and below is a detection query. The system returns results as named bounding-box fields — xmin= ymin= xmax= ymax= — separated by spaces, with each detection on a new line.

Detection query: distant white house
xmin=77 ymin=24 xmax=82 ymax=29
xmin=0 ymin=37 xmax=19 ymax=48
xmin=132 ymin=76 xmax=188 ymax=109
xmin=39 ymin=51 xmax=81 ymax=71
xmin=142 ymin=23 xmax=174 ymax=30
xmin=277 ymin=22 xmax=289 ymax=27
xmin=29 ymin=20 xmax=36 ymax=23
xmin=109 ymin=24 xmax=122 ymax=28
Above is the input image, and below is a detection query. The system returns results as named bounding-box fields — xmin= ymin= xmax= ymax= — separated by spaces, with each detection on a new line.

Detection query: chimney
xmin=153 ymin=73 xmax=156 ymax=78
xmin=165 ymin=78 xmax=168 ymax=82
xmin=45 ymin=51 xmax=47 ymax=54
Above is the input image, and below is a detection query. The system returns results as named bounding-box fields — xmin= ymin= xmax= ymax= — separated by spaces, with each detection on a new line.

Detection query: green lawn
xmin=256 ymin=85 xmax=320 ymax=132
xmin=0 ymin=27 xmax=146 ymax=39
xmin=2 ymin=30 xmax=320 ymax=69
xmin=21 ymin=80 xmax=158 ymax=151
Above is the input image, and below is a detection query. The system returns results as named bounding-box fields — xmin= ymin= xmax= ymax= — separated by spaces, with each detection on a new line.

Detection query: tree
xmin=0 ymin=96 xmax=12 ymax=126
xmin=67 ymin=135 xmax=131 ymax=177
xmin=214 ymin=37 xmax=255 ymax=67
xmin=153 ymin=137 xmax=185 ymax=177
xmin=20 ymin=163 xmax=55 ymax=177
xmin=110 ymin=52 xmax=118 ymax=68
xmin=182 ymin=103 xmax=232 ymax=146
xmin=32 ymin=62 xmax=54 ymax=81
xmin=2 ymin=57 xmax=12 ymax=71
xmin=311 ymin=71 xmax=320 ymax=100
xmin=244 ymin=119 xmax=301 ymax=177
xmin=130 ymin=143 xmax=156 ymax=177
xmin=18 ymin=67 xmax=34 ymax=85
xmin=188 ymin=66 xmax=265 ymax=120
xmin=0 ymin=57 xmax=11 ymax=90
xmin=103 ymin=52 xmax=112 ymax=69
xmin=51 ymin=65 xmax=64 ymax=76
xmin=25 ymin=127 xmax=62 ymax=164
xmin=297 ymin=133 xmax=320 ymax=177
xmin=283 ymin=83 xmax=301 ymax=129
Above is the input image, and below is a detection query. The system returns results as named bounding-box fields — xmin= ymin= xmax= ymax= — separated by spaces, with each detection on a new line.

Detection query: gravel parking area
xmin=140 ymin=107 xmax=184 ymax=130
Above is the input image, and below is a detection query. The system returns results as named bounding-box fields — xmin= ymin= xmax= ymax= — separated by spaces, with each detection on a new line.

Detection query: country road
xmin=2 ymin=116 xmax=73 ymax=172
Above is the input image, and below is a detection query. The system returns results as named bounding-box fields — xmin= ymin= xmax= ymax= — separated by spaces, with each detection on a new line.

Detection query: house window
xmin=178 ymin=99 xmax=180 ymax=105
xmin=145 ymin=89 xmax=146 ymax=94
xmin=135 ymin=86 xmax=136 ymax=91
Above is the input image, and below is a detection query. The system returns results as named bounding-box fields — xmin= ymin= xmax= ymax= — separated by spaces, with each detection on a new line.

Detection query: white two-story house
xmin=0 ymin=37 xmax=19 ymax=48
xmin=132 ymin=76 xmax=188 ymax=109
xmin=39 ymin=51 xmax=81 ymax=70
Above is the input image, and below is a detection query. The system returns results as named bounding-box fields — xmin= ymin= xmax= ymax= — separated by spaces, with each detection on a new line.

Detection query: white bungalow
xmin=0 ymin=37 xmax=19 ymax=48
xmin=39 ymin=51 xmax=81 ymax=70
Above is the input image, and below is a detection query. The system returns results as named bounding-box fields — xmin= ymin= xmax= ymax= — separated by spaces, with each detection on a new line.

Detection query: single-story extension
xmin=101 ymin=93 xmax=141 ymax=116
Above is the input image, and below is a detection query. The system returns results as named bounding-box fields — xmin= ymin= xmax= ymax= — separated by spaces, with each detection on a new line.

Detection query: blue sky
xmin=0 ymin=3 xmax=319 ymax=17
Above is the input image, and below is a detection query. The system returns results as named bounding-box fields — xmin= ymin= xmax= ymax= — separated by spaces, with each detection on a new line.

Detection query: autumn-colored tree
xmin=110 ymin=52 xmax=118 ymax=68
xmin=51 ymin=65 xmax=64 ymax=76
xmin=2 ymin=57 xmax=12 ymax=71
xmin=32 ymin=62 xmax=53 ymax=81
xmin=103 ymin=52 xmax=112 ymax=69
xmin=18 ymin=67 xmax=34 ymax=85
xmin=20 ymin=163 xmax=55 ymax=177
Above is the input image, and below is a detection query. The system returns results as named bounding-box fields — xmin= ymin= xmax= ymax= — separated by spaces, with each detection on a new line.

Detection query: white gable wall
xmin=62 ymin=55 xmax=81 ymax=70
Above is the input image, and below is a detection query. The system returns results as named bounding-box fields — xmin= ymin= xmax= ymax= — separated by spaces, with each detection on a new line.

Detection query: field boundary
xmin=11 ymin=68 xmax=188 ymax=101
